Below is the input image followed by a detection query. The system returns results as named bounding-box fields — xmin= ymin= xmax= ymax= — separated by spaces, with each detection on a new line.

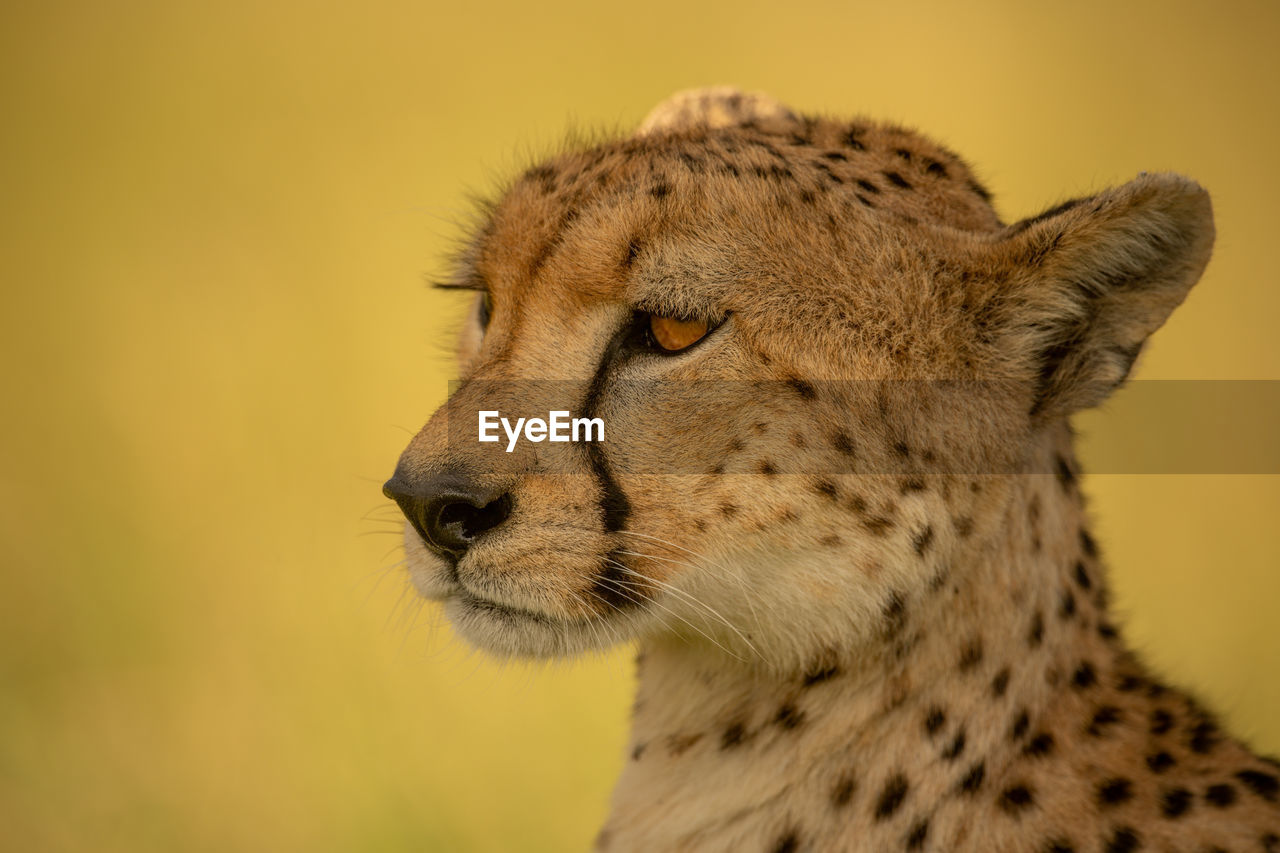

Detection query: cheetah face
xmin=383 ymin=91 xmax=1213 ymax=668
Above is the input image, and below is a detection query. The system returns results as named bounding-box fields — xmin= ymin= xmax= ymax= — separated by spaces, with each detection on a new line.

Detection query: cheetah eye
xmin=477 ymin=291 xmax=493 ymax=330
xmin=640 ymin=312 xmax=712 ymax=353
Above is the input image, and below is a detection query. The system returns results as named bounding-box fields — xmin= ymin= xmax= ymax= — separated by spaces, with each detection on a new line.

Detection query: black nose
xmin=382 ymin=472 xmax=513 ymax=559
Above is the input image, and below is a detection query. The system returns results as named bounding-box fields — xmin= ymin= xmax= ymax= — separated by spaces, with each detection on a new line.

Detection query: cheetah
xmin=383 ymin=88 xmax=1280 ymax=851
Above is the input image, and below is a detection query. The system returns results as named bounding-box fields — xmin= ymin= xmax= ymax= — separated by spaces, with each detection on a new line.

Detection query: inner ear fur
xmin=984 ymin=172 xmax=1214 ymax=419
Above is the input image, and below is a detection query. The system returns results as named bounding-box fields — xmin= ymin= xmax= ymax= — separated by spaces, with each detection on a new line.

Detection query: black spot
xmin=622 ymin=239 xmax=643 ymax=269
xmin=912 ymin=525 xmax=934 ymax=557
xmin=893 ymin=440 xmax=910 ymax=458
xmin=786 ymin=377 xmax=816 ymax=400
xmin=883 ymin=592 xmax=907 ymax=637
xmin=1237 ymin=769 xmax=1280 ymax=802
xmin=905 ymin=818 xmax=929 ymax=849
xmin=721 ymin=722 xmax=747 ymax=749
xmin=883 ymin=171 xmax=912 ymax=189
xmin=999 ymin=784 xmax=1035 ymax=813
xmin=1059 ymin=589 xmax=1077 ymax=620
xmin=832 ymin=773 xmax=857 ymax=808
xmin=1104 ymin=827 xmax=1140 ymax=853
xmin=1024 ymin=732 xmax=1055 ymax=758
xmin=823 ymin=150 xmax=848 ymax=162
xmin=959 ymin=639 xmax=983 ymax=671
xmin=1205 ymin=783 xmax=1237 ymax=807
xmin=924 ymin=159 xmax=948 ymax=178
xmin=844 ymin=128 xmax=866 ymax=150
xmin=1072 ymin=662 xmax=1097 ymax=689
xmin=1080 ymin=528 xmax=1098 ymax=558
xmin=775 ymin=704 xmax=804 ymax=730
xmin=1029 ymin=611 xmax=1044 ymax=648
xmin=863 ymin=516 xmax=894 ymax=536
xmin=649 ymin=182 xmax=672 ymax=199
xmin=894 ymin=148 xmax=913 ymax=162
xmin=1263 ymin=832 xmax=1280 ymax=852
xmin=1044 ymin=841 xmax=1075 ymax=853
xmin=926 ymin=566 xmax=948 ymax=592
xmin=900 ymin=477 xmax=926 ymax=494
xmin=958 ymin=761 xmax=985 ymax=794
xmin=1098 ymin=622 xmax=1119 ymax=640
xmin=942 ymin=730 xmax=966 ymax=761
xmin=1149 ymin=709 xmax=1173 ymax=735
xmin=968 ymin=179 xmax=994 ymax=204
xmin=1117 ymin=674 xmax=1145 ymax=692
xmin=820 ymin=165 xmax=847 ymax=190
xmin=1160 ymin=787 xmax=1192 ymax=818
xmin=1098 ymin=778 xmax=1133 ymax=806
xmin=631 ymin=742 xmax=646 ymax=760
xmin=1073 ymin=561 xmax=1092 ymax=590
xmin=924 ymin=706 xmax=947 ymax=736
xmin=991 ymin=668 xmax=1011 ymax=697
xmin=1055 ymin=454 xmax=1076 ymax=490
xmin=832 ymin=429 xmax=856 ymax=456
xmin=771 ymin=830 xmax=799 ymax=853
xmin=856 ymin=178 xmax=880 ymax=194
xmin=1088 ymin=706 xmax=1123 ymax=736
xmin=719 ymin=502 xmax=739 ymax=517
xmin=1146 ymin=751 xmax=1176 ymax=773
xmin=812 ymin=478 xmax=839 ymax=501
xmin=874 ymin=774 xmax=909 ymax=820
xmin=1189 ymin=719 xmax=1219 ymax=754
xmin=677 ymin=151 xmax=705 ymax=173
xmin=803 ymin=660 xmax=840 ymax=687
xmin=758 ymin=460 xmax=778 ymax=476
xmin=1010 ymin=709 xmax=1030 ymax=741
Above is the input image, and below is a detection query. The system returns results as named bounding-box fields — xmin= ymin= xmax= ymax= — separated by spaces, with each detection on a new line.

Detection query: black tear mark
xmin=582 ymin=322 xmax=633 ymax=533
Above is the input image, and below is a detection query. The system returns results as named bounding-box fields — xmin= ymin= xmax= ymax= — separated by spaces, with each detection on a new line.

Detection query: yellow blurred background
xmin=1 ymin=0 xmax=1277 ymax=850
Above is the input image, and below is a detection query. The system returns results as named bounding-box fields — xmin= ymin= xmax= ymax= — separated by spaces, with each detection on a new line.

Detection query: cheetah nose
xmin=382 ymin=471 xmax=513 ymax=560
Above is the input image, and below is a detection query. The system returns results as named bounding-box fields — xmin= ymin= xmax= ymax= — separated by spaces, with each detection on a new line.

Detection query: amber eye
xmin=648 ymin=314 xmax=710 ymax=352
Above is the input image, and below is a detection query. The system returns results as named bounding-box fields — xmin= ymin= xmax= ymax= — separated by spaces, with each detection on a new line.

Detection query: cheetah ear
xmin=636 ymin=86 xmax=799 ymax=136
xmin=991 ymin=172 xmax=1214 ymax=419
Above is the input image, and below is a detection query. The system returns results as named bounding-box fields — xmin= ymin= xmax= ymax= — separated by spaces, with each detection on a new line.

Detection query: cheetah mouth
xmin=441 ymin=580 xmax=633 ymax=658
xmin=452 ymin=589 xmax=561 ymax=626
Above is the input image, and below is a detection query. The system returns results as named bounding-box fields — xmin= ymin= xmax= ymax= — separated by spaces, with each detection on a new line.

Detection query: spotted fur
xmin=386 ymin=88 xmax=1277 ymax=851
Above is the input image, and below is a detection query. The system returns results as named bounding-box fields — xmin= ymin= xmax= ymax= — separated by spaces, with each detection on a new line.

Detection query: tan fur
xmin=388 ymin=89 xmax=1278 ymax=851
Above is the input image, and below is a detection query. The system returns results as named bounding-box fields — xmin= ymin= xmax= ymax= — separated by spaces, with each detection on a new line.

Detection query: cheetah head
xmin=384 ymin=89 xmax=1213 ymax=669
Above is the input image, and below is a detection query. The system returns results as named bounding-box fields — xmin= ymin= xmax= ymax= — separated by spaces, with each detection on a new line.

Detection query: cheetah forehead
xmin=464 ymin=93 xmax=1003 ymax=309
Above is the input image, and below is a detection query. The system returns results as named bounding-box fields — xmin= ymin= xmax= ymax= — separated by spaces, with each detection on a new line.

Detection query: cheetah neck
xmin=605 ymin=425 xmax=1124 ymax=845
